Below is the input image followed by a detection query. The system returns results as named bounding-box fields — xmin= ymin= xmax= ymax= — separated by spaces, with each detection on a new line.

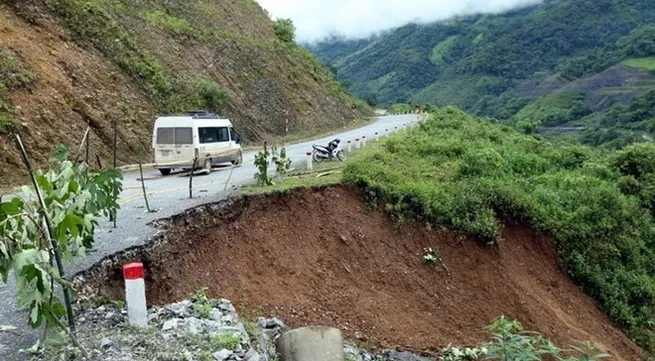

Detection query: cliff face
xmin=0 ymin=0 xmax=366 ymax=186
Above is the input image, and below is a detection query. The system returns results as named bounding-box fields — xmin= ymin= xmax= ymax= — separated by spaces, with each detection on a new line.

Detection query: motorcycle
xmin=312 ymin=139 xmax=346 ymax=162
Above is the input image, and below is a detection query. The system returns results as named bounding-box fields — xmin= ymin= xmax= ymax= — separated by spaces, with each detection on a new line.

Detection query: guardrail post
xmin=355 ymin=138 xmax=360 ymax=150
xmin=362 ymin=136 xmax=367 ymax=148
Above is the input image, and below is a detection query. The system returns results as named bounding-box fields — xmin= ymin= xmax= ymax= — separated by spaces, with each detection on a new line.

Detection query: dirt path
xmin=87 ymin=186 xmax=643 ymax=360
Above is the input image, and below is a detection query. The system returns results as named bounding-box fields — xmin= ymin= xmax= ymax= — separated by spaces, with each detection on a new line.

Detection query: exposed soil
xmin=81 ymin=186 xmax=643 ymax=360
xmin=0 ymin=1 xmax=367 ymax=187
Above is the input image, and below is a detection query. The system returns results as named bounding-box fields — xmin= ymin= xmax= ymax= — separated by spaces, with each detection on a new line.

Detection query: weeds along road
xmin=0 ymin=114 xmax=420 ymax=360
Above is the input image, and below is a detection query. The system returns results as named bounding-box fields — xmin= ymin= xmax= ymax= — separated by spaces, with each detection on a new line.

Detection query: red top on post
xmin=123 ymin=262 xmax=144 ymax=280
xmin=306 ymin=152 xmax=312 ymax=156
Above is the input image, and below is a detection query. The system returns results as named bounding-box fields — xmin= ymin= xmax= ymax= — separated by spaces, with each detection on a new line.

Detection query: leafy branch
xmin=0 ymin=140 xmax=122 ymax=352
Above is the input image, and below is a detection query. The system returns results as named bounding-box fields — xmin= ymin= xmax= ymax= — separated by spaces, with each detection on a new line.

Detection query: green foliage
xmin=197 ymin=80 xmax=231 ymax=113
xmin=209 ymin=332 xmax=240 ymax=351
xmin=254 ymin=148 xmax=272 ymax=186
xmin=513 ymin=92 xmax=592 ymax=127
xmin=0 ymin=49 xmax=36 ymax=89
xmin=0 ymin=145 xmax=122 ymax=330
xmin=559 ymin=24 xmax=655 ymax=80
xmin=0 ymin=47 xmax=35 ymax=134
xmin=45 ymin=0 xmax=175 ymax=108
xmin=142 ymin=10 xmax=192 ymax=34
xmin=254 ymin=146 xmax=292 ymax=186
xmin=193 ymin=303 xmax=212 ymax=319
xmin=343 ymin=107 xmax=655 ymax=351
xmin=622 ymin=57 xmax=655 ymax=71
xmin=271 ymin=147 xmax=292 ymax=176
xmin=273 ymin=18 xmax=296 ymax=44
xmin=578 ymin=90 xmax=655 ymax=148
xmin=309 ymin=0 xmax=655 ymax=125
xmin=612 ymin=143 xmax=655 ymax=216
xmin=484 ymin=316 xmax=609 ymax=361
xmin=190 ymin=287 xmax=210 ymax=303
xmin=517 ymin=120 xmax=541 ymax=135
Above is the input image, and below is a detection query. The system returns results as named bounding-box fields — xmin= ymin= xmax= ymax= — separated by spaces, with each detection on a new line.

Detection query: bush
xmin=0 ymin=47 xmax=35 ymax=134
xmin=197 ymin=80 xmax=231 ymax=112
xmin=273 ymin=18 xmax=296 ymax=44
xmin=344 ymin=107 xmax=655 ymax=351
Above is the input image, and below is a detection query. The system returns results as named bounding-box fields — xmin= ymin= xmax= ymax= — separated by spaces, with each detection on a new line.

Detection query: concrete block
xmin=276 ymin=326 xmax=344 ymax=361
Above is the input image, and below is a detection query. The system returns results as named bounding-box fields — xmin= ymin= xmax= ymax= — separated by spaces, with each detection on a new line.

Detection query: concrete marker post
xmin=385 ymin=129 xmax=389 ymax=138
xmin=362 ymin=136 xmax=367 ymax=148
xmin=123 ymin=262 xmax=148 ymax=327
xmin=346 ymin=140 xmax=352 ymax=153
xmin=355 ymin=138 xmax=360 ymax=150
xmin=306 ymin=152 xmax=313 ymax=172
xmin=375 ymin=132 xmax=379 ymax=142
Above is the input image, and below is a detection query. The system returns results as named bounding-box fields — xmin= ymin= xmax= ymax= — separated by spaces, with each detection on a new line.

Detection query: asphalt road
xmin=0 ymin=114 xmax=419 ymax=360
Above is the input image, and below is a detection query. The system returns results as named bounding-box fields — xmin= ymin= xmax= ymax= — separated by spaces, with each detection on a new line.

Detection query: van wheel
xmin=204 ymin=159 xmax=212 ymax=174
xmin=232 ymin=151 xmax=243 ymax=165
xmin=159 ymin=169 xmax=171 ymax=176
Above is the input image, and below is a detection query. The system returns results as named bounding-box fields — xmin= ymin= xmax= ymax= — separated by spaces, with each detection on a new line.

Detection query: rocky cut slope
xmin=0 ymin=0 xmax=366 ymax=186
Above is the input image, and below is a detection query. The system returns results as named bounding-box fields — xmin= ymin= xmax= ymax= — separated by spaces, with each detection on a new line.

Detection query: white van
xmin=152 ymin=111 xmax=243 ymax=175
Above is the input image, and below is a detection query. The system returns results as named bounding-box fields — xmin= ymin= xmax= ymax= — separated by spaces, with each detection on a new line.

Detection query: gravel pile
xmin=36 ymin=294 xmax=435 ymax=361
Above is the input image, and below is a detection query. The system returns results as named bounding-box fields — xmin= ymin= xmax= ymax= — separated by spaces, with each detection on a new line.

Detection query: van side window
xmin=199 ymin=127 xmax=218 ymax=144
xmin=217 ymin=127 xmax=229 ymax=142
xmin=199 ymin=127 xmax=229 ymax=143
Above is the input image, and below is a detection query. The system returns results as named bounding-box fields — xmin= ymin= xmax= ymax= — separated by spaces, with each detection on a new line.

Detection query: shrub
xmin=197 ymin=80 xmax=231 ymax=112
xmin=0 ymin=47 xmax=35 ymax=134
xmin=273 ymin=18 xmax=296 ymax=44
xmin=343 ymin=107 xmax=655 ymax=351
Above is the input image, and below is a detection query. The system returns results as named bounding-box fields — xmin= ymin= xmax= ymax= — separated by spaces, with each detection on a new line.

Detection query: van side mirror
xmin=235 ymin=134 xmax=242 ymax=144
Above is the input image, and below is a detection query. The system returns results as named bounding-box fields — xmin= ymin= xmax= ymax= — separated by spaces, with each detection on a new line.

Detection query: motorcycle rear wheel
xmin=312 ymin=150 xmax=326 ymax=163
xmin=337 ymin=150 xmax=346 ymax=161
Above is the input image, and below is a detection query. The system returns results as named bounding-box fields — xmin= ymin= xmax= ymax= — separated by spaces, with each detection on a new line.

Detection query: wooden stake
xmin=189 ymin=157 xmax=198 ymax=199
xmin=73 ymin=126 xmax=90 ymax=164
xmin=139 ymin=163 xmax=152 ymax=212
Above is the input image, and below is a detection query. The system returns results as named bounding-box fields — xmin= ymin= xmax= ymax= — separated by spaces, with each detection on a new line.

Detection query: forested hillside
xmin=0 ymin=0 xmax=367 ymax=187
xmin=308 ymin=0 xmax=655 ymax=147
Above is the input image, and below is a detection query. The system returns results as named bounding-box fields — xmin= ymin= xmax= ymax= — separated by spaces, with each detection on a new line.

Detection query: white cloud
xmin=257 ymin=0 xmax=543 ymax=42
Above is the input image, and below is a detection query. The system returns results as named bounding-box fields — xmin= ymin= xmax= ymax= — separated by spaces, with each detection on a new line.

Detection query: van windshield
xmin=199 ymin=127 xmax=230 ymax=144
xmin=156 ymin=127 xmax=192 ymax=145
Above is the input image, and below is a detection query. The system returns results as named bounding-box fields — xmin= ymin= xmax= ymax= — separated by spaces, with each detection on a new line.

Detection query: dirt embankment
xmin=0 ymin=0 xmax=366 ymax=187
xmin=78 ymin=186 xmax=643 ymax=360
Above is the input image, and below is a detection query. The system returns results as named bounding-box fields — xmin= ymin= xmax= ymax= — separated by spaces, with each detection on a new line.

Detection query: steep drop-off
xmin=77 ymin=186 xmax=643 ymax=361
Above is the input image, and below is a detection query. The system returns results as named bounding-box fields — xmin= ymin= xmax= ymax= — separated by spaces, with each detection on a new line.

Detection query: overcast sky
xmin=257 ymin=0 xmax=543 ymax=42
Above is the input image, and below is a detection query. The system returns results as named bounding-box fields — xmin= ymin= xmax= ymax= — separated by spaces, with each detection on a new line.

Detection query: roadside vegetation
xmin=0 ymin=46 xmax=35 ymax=133
xmin=0 ymin=145 xmax=122 ymax=354
xmin=342 ymin=107 xmax=655 ymax=351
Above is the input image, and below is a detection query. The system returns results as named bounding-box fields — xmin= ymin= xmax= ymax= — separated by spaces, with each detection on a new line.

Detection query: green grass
xmin=622 ymin=57 xmax=655 ymax=71
xmin=142 ymin=10 xmax=192 ymax=34
xmin=344 ymin=107 xmax=655 ymax=352
xmin=0 ymin=46 xmax=35 ymax=133
xmin=242 ymin=135 xmax=390 ymax=195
